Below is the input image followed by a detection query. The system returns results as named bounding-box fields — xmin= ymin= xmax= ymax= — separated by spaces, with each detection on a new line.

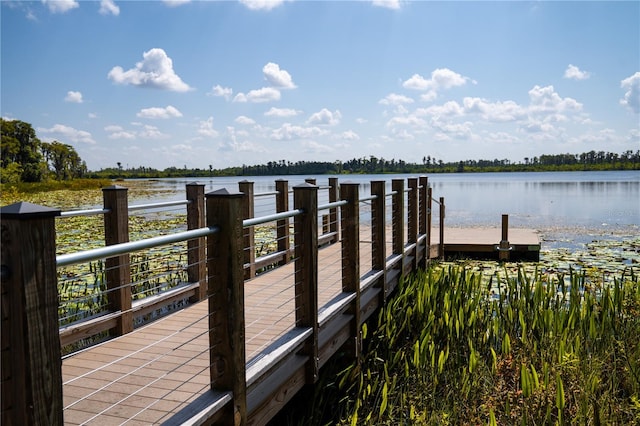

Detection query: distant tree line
xmin=1 ymin=119 xmax=87 ymax=183
xmin=90 ymin=150 xmax=639 ymax=179
xmin=2 ymin=118 xmax=638 ymax=183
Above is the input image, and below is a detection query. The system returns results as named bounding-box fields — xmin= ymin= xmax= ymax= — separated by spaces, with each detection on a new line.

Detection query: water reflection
xmin=136 ymin=170 xmax=639 ymax=232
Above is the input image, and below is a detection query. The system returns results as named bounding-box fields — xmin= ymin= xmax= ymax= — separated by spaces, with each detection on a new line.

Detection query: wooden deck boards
xmin=61 ymin=226 xmax=540 ymax=424
xmin=62 ymin=241 xmax=354 ymax=425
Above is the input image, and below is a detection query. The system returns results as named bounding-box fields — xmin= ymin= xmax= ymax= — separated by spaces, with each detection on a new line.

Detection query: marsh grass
xmin=275 ymin=265 xmax=640 ymax=425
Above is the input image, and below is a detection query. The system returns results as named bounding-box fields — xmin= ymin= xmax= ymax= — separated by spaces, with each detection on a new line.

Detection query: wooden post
xmin=1 ymin=202 xmax=63 ymax=425
xmin=186 ymin=182 xmax=206 ymax=302
xmin=275 ymin=179 xmax=291 ymax=266
xmin=439 ymin=197 xmax=445 ymax=260
xmin=370 ymin=181 xmax=386 ymax=271
xmin=238 ymin=180 xmax=256 ymax=280
xmin=103 ymin=185 xmax=133 ymax=335
xmin=419 ymin=176 xmax=428 ymax=267
xmin=293 ymin=183 xmax=319 ymax=384
xmin=407 ymin=178 xmax=418 ymax=246
xmin=370 ymin=181 xmax=387 ymax=303
xmin=391 ymin=179 xmax=404 ymax=257
xmin=407 ymin=178 xmax=419 ymax=271
xmin=206 ymin=189 xmax=247 ymax=425
xmin=328 ymin=177 xmax=339 ymax=244
xmin=499 ymin=214 xmax=511 ymax=261
xmin=340 ymin=182 xmax=361 ymax=360
xmin=427 ymin=187 xmax=433 ymax=259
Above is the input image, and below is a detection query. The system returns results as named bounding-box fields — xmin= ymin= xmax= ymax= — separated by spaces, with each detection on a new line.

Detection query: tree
xmin=41 ymin=141 xmax=87 ymax=180
xmin=1 ymin=118 xmax=47 ymax=182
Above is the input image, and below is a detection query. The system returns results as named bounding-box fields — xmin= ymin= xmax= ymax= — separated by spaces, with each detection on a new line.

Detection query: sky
xmin=1 ymin=0 xmax=639 ymax=171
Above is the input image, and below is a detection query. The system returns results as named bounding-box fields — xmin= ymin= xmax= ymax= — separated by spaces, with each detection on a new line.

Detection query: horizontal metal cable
xmin=255 ymin=190 xmax=279 ymax=197
xmin=60 ymin=208 xmax=110 ymax=218
xmin=358 ymin=194 xmax=377 ymax=203
xmin=128 ymin=199 xmax=191 ymax=211
xmin=243 ymin=208 xmax=303 ymax=228
xmin=56 ymin=226 xmax=218 ymax=267
xmin=318 ymin=200 xmax=348 ymax=211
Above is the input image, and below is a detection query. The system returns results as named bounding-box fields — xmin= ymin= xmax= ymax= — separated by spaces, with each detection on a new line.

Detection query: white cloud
xmin=208 ymin=84 xmax=233 ymax=100
xmin=302 ymin=140 xmax=334 ymax=153
xmin=307 ymin=108 xmax=342 ymax=126
xmin=340 ymin=130 xmax=360 ymax=141
xmin=137 ymin=124 xmax=169 ymax=139
xmin=389 ymin=129 xmax=415 ymax=141
xmin=564 ymin=64 xmax=590 ymax=80
xmin=372 ymin=0 xmax=401 ymax=10
xmin=239 ymin=0 xmax=289 ymax=11
xmin=402 ymin=73 xmax=430 ymax=90
xmin=42 ymin=0 xmax=78 ymax=14
xmin=64 ymin=90 xmax=83 ymax=103
xmin=620 ymin=72 xmax=640 ymax=113
xmin=419 ymin=100 xmax=464 ymax=118
xmin=38 ymin=124 xmax=95 ymax=144
xmin=105 ymin=125 xmax=136 ymax=140
xmin=220 ymin=126 xmax=264 ymax=153
xmin=462 ymin=97 xmax=526 ymax=122
xmin=198 ymin=117 xmax=219 ymax=138
xmin=528 ymin=85 xmax=582 ymax=114
xmin=403 ymin=68 xmax=471 ymax=90
xmin=108 ymin=48 xmax=192 ymax=92
xmin=431 ymin=121 xmax=474 ymax=140
xmin=263 ymin=62 xmax=296 ymax=88
xmin=271 ymin=123 xmax=328 ymax=141
xmin=420 ymin=91 xmax=438 ymax=102
xmin=519 ymin=120 xmax=556 ymax=134
xmin=235 ymin=116 xmax=256 ymax=125
xmin=99 ymin=0 xmax=119 ymax=16
xmin=402 ymin=68 xmax=471 ymax=102
xmin=379 ymin=93 xmax=414 ymax=105
xmin=386 ymin=115 xmax=427 ymax=128
xmin=264 ymin=107 xmax=302 ymax=117
xmin=136 ymin=105 xmax=183 ymax=119
xmin=233 ymin=87 xmax=281 ymax=103
xmin=162 ymin=0 xmax=191 ymax=6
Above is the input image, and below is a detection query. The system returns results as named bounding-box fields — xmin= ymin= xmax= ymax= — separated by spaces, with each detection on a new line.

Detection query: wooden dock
xmin=2 ymin=177 xmax=541 ymax=425
xmin=433 ymin=227 xmax=541 ymax=261
xmin=62 ymin=241 xmax=351 ymax=425
xmin=59 ymin=226 xmax=540 ymax=425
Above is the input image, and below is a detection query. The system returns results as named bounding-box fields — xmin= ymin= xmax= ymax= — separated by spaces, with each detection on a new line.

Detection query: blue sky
xmin=2 ymin=0 xmax=639 ymax=171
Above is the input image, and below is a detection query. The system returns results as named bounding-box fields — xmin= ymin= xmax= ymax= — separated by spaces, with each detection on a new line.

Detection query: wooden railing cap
xmin=206 ymin=188 xmax=244 ymax=197
xmin=293 ymin=182 xmax=318 ymax=189
xmin=102 ymin=184 xmax=128 ymax=191
xmin=0 ymin=201 xmax=61 ymax=218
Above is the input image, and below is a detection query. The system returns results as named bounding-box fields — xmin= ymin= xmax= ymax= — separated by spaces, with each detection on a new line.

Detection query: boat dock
xmin=2 ymin=177 xmax=541 ymax=425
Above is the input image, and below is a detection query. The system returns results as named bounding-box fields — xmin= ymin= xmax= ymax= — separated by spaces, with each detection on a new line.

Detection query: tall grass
xmin=279 ymin=265 xmax=640 ymax=425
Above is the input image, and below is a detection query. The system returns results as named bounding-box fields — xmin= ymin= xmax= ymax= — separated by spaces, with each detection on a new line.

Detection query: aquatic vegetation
xmin=313 ymin=265 xmax=640 ymax=425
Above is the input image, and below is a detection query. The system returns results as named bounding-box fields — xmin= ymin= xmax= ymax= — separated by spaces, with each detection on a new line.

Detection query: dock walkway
xmin=61 ymin=226 xmax=539 ymax=424
xmin=62 ymin=238 xmax=363 ymax=425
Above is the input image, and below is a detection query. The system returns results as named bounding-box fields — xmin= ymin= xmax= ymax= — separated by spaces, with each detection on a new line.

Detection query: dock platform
xmin=431 ymin=227 xmax=541 ymax=261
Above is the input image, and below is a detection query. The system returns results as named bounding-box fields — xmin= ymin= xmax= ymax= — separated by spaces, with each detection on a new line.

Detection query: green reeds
xmin=321 ymin=265 xmax=640 ymax=425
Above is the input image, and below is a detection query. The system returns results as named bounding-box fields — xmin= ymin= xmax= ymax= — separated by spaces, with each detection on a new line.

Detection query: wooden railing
xmin=51 ymin=180 xmax=343 ymax=350
xmin=0 ymin=176 xmax=445 ymax=425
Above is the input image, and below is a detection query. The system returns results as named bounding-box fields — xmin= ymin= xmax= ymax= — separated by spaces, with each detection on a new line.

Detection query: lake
xmin=140 ymin=170 xmax=639 ymax=232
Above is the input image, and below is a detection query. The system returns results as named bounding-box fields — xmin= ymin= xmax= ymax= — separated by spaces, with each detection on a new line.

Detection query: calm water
xmin=145 ymin=170 xmax=639 ymax=233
